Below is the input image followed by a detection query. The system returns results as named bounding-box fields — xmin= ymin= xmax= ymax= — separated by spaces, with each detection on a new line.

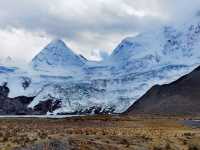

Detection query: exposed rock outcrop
xmin=0 ymin=83 xmax=61 ymax=115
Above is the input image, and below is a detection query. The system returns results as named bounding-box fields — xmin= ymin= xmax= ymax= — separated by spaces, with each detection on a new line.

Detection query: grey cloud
xmin=0 ymin=0 xmax=164 ymax=38
xmin=0 ymin=0 xmax=199 ymax=60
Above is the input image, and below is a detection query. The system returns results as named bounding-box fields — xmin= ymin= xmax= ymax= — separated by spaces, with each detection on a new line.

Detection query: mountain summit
xmin=31 ymin=39 xmax=86 ymax=71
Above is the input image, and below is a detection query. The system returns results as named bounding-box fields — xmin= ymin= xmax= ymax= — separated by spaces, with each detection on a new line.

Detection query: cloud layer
xmin=0 ymin=0 xmax=199 ymax=61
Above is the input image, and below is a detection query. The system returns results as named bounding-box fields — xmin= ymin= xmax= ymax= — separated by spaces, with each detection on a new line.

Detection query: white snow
xmin=1 ymin=15 xmax=200 ymax=114
xmin=31 ymin=39 xmax=86 ymax=76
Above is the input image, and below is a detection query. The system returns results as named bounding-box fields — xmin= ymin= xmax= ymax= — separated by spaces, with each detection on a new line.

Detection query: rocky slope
xmin=124 ymin=66 xmax=200 ymax=115
xmin=0 ymin=83 xmax=61 ymax=115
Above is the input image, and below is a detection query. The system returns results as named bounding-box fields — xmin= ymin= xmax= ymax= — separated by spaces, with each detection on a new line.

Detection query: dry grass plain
xmin=0 ymin=115 xmax=199 ymax=150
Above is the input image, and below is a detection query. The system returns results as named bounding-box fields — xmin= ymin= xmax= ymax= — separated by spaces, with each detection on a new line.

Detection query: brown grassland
xmin=0 ymin=115 xmax=199 ymax=150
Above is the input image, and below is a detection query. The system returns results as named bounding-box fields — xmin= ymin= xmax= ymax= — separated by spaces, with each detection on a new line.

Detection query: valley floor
xmin=0 ymin=115 xmax=200 ymax=150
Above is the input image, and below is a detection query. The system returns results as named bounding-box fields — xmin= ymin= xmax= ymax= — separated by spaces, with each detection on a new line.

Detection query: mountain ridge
xmin=124 ymin=65 xmax=200 ymax=116
xmin=1 ymin=14 xmax=200 ymax=115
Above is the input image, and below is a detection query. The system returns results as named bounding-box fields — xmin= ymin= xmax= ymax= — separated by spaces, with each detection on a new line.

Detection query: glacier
xmin=1 ymin=15 xmax=200 ymax=114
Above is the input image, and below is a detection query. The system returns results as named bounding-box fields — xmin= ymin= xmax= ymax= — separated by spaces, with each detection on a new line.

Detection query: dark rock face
xmin=34 ymin=99 xmax=62 ymax=114
xmin=81 ymin=106 xmax=116 ymax=115
xmin=0 ymin=97 xmax=35 ymax=115
xmin=124 ymin=66 xmax=200 ymax=116
xmin=0 ymin=82 xmax=9 ymax=97
xmin=0 ymin=83 xmax=61 ymax=115
xmin=21 ymin=77 xmax=31 ymax=90
xmin=57 ymin=106 xmax=116 ymax=115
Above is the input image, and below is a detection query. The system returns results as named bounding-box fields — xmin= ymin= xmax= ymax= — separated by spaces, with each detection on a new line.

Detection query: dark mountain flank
xmin=124 ymin=66 xmax=200 ymax=116
xmin=0 ymin=83 xmax=61 ymax=115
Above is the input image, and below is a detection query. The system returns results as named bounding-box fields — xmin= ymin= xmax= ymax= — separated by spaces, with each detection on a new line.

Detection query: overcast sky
xmin=0 ymin=0 xmax=200 ymax=61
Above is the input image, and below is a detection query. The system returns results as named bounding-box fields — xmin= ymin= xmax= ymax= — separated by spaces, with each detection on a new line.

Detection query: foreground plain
xmin=0 ymin=115 xmax=200 ymax=150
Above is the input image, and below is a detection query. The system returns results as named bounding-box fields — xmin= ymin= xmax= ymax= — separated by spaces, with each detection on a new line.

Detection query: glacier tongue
xmin=2 ymin=16 xmax=200 ymax=114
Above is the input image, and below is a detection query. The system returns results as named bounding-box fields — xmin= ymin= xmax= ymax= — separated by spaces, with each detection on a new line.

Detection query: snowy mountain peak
xmin=0 ymin=56 xmax=15 ymax=67
xmin=109 ymin=32 xmax=162 ymax=73
xmin=43 ymin=39 xmax=74 ymax=55
xmin=31 ymin=39 xmax=86 ymax=71
xmin=46 ymin=39 xmax=68 ymax=49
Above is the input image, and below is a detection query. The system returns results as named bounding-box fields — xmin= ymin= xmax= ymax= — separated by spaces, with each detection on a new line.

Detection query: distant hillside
xmin=124 ymin=66 xmax=200 ymax=116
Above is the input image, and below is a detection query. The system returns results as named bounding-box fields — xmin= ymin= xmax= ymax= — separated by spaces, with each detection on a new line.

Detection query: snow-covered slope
xmin=31 ymin=39 xmax=86 ymax=74
xmin=0 ymin=56 xmax=16 ymax=67
xmin=1 ymin=14 xmax=200 ymax=115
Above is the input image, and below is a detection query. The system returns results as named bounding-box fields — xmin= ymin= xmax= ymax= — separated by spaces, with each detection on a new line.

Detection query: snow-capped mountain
xmin=109 ymin=33 xmax=162 ymax=74
xmin=0 ymin=56 xmax=15 ymax=67
xmin=1 ymin=14 xmax=200 ymax=115
xmin=31 ymin=39 xmax=86 ymax=73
